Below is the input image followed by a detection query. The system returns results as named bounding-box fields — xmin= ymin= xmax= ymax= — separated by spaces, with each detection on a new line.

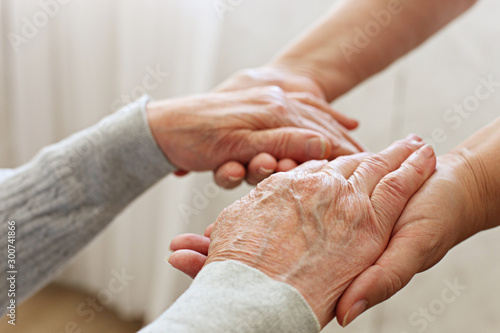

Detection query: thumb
xmin=242 ymin=128 xmax=332 ymax=163
xmin=336 ymin=233 xmax=433 ymax=327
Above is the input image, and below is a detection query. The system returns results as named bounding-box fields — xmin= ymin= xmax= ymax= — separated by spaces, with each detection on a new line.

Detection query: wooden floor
xmin=0 ymin=283 xmax=143 ymax=333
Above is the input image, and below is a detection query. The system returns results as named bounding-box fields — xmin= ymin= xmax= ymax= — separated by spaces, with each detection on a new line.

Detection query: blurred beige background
xmin=1 ymin=0 xmax=500 ymax=332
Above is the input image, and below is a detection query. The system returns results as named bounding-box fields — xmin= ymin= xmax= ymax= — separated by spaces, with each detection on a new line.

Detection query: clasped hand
xmin=169 ymin=136 xmax=437 ymax=328
xmin=147 ymin=86 xmax=363 ymax=187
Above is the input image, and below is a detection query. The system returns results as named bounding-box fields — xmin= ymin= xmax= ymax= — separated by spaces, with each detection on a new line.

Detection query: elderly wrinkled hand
xmin=146 ymin=86 xmax=362 ymax=178
xmin=210 ymin=67 xmax=363 ymax=188
xmin=169 ymin=136 xmax=436 ymax=327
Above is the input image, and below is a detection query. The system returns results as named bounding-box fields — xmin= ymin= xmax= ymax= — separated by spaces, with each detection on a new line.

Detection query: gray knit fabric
xmin=0 ymin=169 xmax=15 ymax=180
xmin=0 ymin=97 xmax=320 ymax=332
xmin=140 ymin=261 xmax=320 ymax=333
xmin=0 ymin=96 xmax=174 ymax=310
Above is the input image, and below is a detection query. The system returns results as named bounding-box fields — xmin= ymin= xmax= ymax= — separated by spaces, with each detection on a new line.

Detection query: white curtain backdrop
xmin=1 ymin=0 xmax=500 ymax=332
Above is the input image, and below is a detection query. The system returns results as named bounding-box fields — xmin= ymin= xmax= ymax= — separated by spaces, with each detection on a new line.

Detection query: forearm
xmin=0 ymin=97 xmax=174 ymax=313
xmin=271 ymin=0 xmax=477 ymax=101
xmin=140 ymin=261 xmax=320 ymax=333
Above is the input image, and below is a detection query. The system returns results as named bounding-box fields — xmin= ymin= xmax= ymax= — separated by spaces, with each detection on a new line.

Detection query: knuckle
xmin=300 ymin=159 xmax=328 ymax=171
xmin=231 ymin=134 xmax=258 ymax=161
xmin=270 ymin=131 xmax=291 ymax=158
xmin=332 ymin=155 xmax=358 ymax=170
xmin=268 ymin=102 xmax=287 ymax=116
xmin=298 ymin=91 xmax=316 ymax=102
xmin=379 ymin=174 xmax=410 ymax=200
xmin=265 ymin=85 xmax=286 ymax=95
xmin=363 ymin=154 xmax=392 ymax=173
xmin=261 ymin=94 xmax=289 ymax=119
xmin=289 ymin=173 xmax=323 ymax=192
xmin=397 ymin=139 xmax=421 ymax=153
xmin=306 ymin=94 xmax=327 ymax=109
xmin=257 ymin=171 xmax=290 ymax=190
xmin=358 ymin=152 xmax=374 ymax=160
xmin=404 ymin=160 xmax=427 ymax=178
xmin=261 ymin=86 xmax=286 ymax=102
xmin=338 ymin=152 xmax=372 ymax=168
xmin=382 ymin=265 xmax=405 ymax=298
xmin=333 ymin=155 xmax=351 ymax=164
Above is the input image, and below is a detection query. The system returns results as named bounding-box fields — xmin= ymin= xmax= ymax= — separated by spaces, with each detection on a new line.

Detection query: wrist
xmin=205 ymin=260 xmax=332 ymax=327
xmin=438 ymin=150 xmax=491 ymax=243
xmin=270 ymin=53 xmax=359 ymax=102
xmin=145 ymin=99 xmax=183 ymax=170
xmin=206 ymin=252 xmax=339 ymax=327
xmin=220 ymin=65 xmax=328 ymax=100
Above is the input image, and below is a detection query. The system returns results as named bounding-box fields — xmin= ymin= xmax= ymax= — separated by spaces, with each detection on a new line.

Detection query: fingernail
xmin=306 ymin=137 xmax=327 ymax=159
xmin=228 ymin=176 xmax=243 ymax=182
xmin=165 ymin=255 xmax=171 ymax=264
xmin=409 ymin=140 xmax=425 ymax=148
xmin=419 ymin=144 xmax=435 ymax=158
xmin=342 ymin=300 xmax=367 ymax=327
xmin=258 ymin=167 xmax=274 ymax=175
xmin=406 ymin=134 xmax=422 ymax=142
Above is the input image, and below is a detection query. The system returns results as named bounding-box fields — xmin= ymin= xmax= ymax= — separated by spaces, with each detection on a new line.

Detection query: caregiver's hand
xmin=335 ymin=151 xmax=491 ymax=326
xmin=215 ymin=66 xmax=328 ymax=100
xmin=169 ymin=136 xmax=436 ymax=327
xmin=212 ymin=66 xmax=363 ymax=188
xmin=147 ymin=86 xmax=357 ymax=173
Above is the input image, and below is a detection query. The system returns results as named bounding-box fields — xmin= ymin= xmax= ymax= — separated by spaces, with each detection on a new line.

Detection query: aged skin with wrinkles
xmin=147 ymin=86 xmax=363 ymax=175
xmin=202 ymin=137 xmax=436 ymax=327
xmin=170 ymin=0 xmax=496 ymax=328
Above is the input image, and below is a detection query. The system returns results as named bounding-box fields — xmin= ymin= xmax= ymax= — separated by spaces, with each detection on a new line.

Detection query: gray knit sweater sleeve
xmin=0 ymin=96 xmax=320 ymax=332
xmin=140 ymin=261 xmax=321 ymax=333
xmin=0 ymin=169 xmax=15 ymax=181
xmin=0 ymin=96 xmax=175 ymax=312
